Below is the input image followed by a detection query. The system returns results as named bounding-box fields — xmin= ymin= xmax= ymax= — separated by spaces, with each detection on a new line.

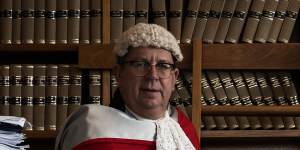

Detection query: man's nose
xmin=145 ymin=65 xmax=159 ymax=79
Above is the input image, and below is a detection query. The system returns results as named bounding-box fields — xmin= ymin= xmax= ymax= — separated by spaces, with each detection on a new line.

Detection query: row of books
xmin=1 ymin=0 xmax=299 ymax=44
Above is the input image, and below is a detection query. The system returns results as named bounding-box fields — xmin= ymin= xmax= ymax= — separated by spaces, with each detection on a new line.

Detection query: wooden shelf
xmin=202 ymin=130 xmax=300 ymax=138
xmin=24 ymin=130 xmax=57 ymax=139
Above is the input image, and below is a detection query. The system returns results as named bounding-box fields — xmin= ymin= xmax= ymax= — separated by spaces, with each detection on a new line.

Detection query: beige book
xmin=67 ymin=0 xmax=80 ymax=44
xmin=12 ymin=0 xmax=21 ymax=44
xmin=110 ymin=0 xmax=123 ymax=43
xmin=45 ymin=0 xmax=56 ymax=44
xmin=0 ymin=0 xmax=12 ymax=44
xmin=267 ymin=0 xmax=289 ymax=43
xmin=89 ymin=70 xmax=101 ymax=104
xmin=67 ymin=65 xmax=82 ymax=116
xmin=123 ymin=0 xmax=136 ymax=31
xmin=241 ymin=0 xmax=266 ymax=43
xmin=181 ymin=0 xmax=202 ymax=43
xmin=169 ymin=0 xmax=183 ymax=42
xmin=175 ymin=77 xmax=192 ymax=119
xmin=170 ymin=89 xmax=190 ymax=119
xmin=21 ymin=65 xmax=34 ymax=130
xmin=135 ymin=0 xmax=149 ymax=24
xmin=90 ymin=0 xmax=102 ymax=43
xmin=111 ymin=74 xmax=118 ymax=98
xmin=201 ymin=92 xmax=217 ymax=130
xmin=9 ymin=64 xmax=22 ymax=117
xmin=80 ymin=0 xmax=90 ymax=44
xmin=214 ymin=0 xmax=238 ymax=43
xmin=34 ymin=0 xmax=45 ymax=44
xmin=225 ymin=0 xmax=252 ymax=43
xmin=0 ymin=65 xmax=9 ymax=116
xmin=21 ymin=0 xmax=34 ymax=44
xmin=254 ymin=0 xmax=279 ymax=43
xmin=278 ymin=0 xmax=300 ymax=43
xmin=152 ymin=0 xmax=167 ymax=28
xmin=202 ymin=0 xmax=225 ymax=43
xmin=56 ymin=0 xmax=68 ymax=44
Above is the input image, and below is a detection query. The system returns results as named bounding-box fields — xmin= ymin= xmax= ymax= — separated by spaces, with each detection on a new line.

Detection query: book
xmin=170 ymin=89 xmax=190 ymax=119
xmin=9 ymin=64 xmax=22 ymax=117
xmin=241 ymin=0 xmax=266 ymax=43
xmin=90 ymin=0 xmax=102 ymax=43
xmin=12 ymin=0 xmax=21 ymax=44
xmin=225 ymin=0 xmax=252 ymax=43
xmin=169 ymin=0 xmax=183 ymax=42
xmin=201 ymin=92 xmax=217 ymax=130
xmin=0 ymin=0 xmax=12 ymax=44
xmin=0 ymin=65 xmax=10 ymax=116
xmin=21 ymin=0 xmax=35 ymax=44
xmin=110 ymin=0 xmax=123 ymax=43
xmin=56 ymin=0 xmax=68 ymax=44
xmin=278 ymin=0 xmax=300 ymax=43
xmin=181 ymin=0 xmax=202 ymax=43
xmin=45 ymin=0 xmax=56 ymax=44
xmin=79 ymin=0 xmax=90 ymax=44
xmin=21 ymin=65 xmax=34 ymax=130
xmin=175 ymin=77 xmax=192 ymax=119
xmin=152 ymin=0 xmax=167 ymax=28
xmin=34 ymin=0 xmax=45 ymax=44
xmin=67 ymin=65 xmax=82 ymax=116
xmin=67 ymin=0 xmax=80 ymax=44
xmin=110 ymin=74 xmax=118 ymax=99
xmin=88 ymin=70 xmax=101 ymax=104
xmin=202 ymin=0 xmax=225 ymax=43
xmin=123 ymin=0 xmax=136 ymax=31
xmin=214 ymin=0 xmax=238 ymax=43
xmin=135 ymin=0 xmax=149 ymax=24
xmin=254 ymin=0 xmax=279 ymax=43
xmin=267 ymin=0 xmax=289 ymax=43
xmin=33 ymin=64 xmax=46 ymax=131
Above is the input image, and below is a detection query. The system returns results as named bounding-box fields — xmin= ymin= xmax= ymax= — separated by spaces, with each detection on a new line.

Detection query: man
xmin=55 ymin=23 xmax=200 ymax=150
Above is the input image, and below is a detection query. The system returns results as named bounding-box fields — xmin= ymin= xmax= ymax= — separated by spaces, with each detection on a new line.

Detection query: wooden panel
xmin=203 ymin=43 xmax=300 ymax=69
xmin=202 ymin=130 xmax=300 ymax=138
xmin=102 ymin=0 xmax=110 ymax=44
xmin=24 ymin=130 xmax=57 ymax=138
xmin=102 ymin=71 xmax=111 ymax=105
xmin=0 ymin=44 xmax=78 ymax=52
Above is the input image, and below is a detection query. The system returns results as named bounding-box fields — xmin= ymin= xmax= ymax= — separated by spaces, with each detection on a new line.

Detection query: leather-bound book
xmin=278 ymin=0 xmax=300 ymax=43
xmin=80 ymin=0 xmax=90 ymax=44
xmin=181 ymin=0 xmax=202 ymax=43
xmin=170 ymin=89 xmax=190 ymax=119
xmin=123 ymin=0 xmax=136 ymax=31
xmin=33 ymin=64 xmax=46 ymax=131
xmin=135 ymin=0 xmax=149 ymax=24
xmin=254 ymin=0 xmax=279 ymax=43
xmin=45 ymin=0 xmax=56 ymax=44
xmin=67 ymin=0 xmax=80 ymax=44
xmin=214 ymin=0 xmax=238 ymax=43
xmin=21 ymin=0 xmax=34 ymax=44
xmin=88 ymin=70 xmax=101 ymax=104
xmin=34 ymin=0 xmax=46 ymax=44
xmin=169 ymin=0 xmax=183 ymax=42
xmin=267 ymin=0 xmax=289 ymax=43
xmin=90 ymin=0 xmax=102 ymax=44
xmin=21 ymin=65 xmax=34 ymax=130
xmin=0 ymin=65 xmax=10 ymax=116
xmin=45 ymin=65 xmax=58 ymax=131
xmin=56 ymin=0 xmax=68 ymax=44
xmin=175 ymin=77 xmax=192 ymax=119
xmin=111 ymin=74 xmax=118 ymax=99
xmin=12 ymin=0 xmax=21 ymax=44
xmin=202 ymin=0 xmax=225 ymax=43
xmin=0 ymin=0 xmax=12 ymax=44
xmin=67 ymin=65 xmax=82 ymax=116
xmin=152 ymin=0 xmax=167 ymax=28
xmin=241 ymin=0 xmax=266 ymax=43
xmin=201 ymin=91 xmax=217 ymax=130
xmin=56 ymin=65 xmax=70 ymax=130
xmin=110 ymin=0 xmax=123 ymax=43
xmin=9 ymin=64 xmax=22 ymax=117
xmin=225 ymin=0 xmax=252 ymax=43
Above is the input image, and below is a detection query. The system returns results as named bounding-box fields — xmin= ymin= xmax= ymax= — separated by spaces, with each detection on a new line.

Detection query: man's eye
xmin=132 ymin=61 xmax=146 ymax=68
xmin=157 ymin=63 xmax=171 ymax=69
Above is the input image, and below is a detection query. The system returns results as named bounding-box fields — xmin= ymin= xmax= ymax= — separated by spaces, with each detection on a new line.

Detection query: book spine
xmin=79 ymin=0 xmax=90 ymax=44
xmin=110 ymin=0 xmax=123 ymax=43
xmin=21 ymin=0 xmax=35 ymax=44
xmin=169 ymin=0 xmax=183 ymax=42
xmin=241 ymin=0 xmax=266 ymax=43
xmin=21 ymin=65 xmax=34 ymax=130
xmin=254 ymin=0 xmax=279 ymax=43
xmin=45 ymin=0 xmax=56 ymax=44
xmin=33 ymin=64 xmax=46 ymax=131
xmin=34 ymin=0 xmax=46 ymax=44
xmin=203 ymin=0 xmax=225 ymax=43
xmin=67 ymin=0 xmax=80 ymax=44
xmin=214 ymin=0 xmax=238 ymax=43
xmin=201 ymin=92 xmax=217 ymax=130
xmin=111 ymin=74 xmax=118 ymax=98
xmin=152 ymin=0 xmax=167 ymax=28
xmin=0 ymin=0 xmax=13 ymax=44
xmin=135 ymin=0 xmax=149 ymax=24
xmin=0 ymin=65 xmax=10 ymax=116
xmin=170 ymin=89 xmax=190 ymax=119
xmin=89 ymin=70 xmax=102 ymax=104
xmin=56 ymin=65 xmax=69 ymax=130
xmin=56 ymin=0 xmax=68 ymax=44
xmin=123 ymin=0 xmax=136 ymax=31
xmin=278 ymin=0 xmax=300 ymax=43
xmin=225 ymin=0 xmax=252 ymax=43
xmin=181 ymin=0 xmax=202 ymax=43
xmin=267 ymin=0 xmax=289 ymax=43
xmin=175 ymin=77 xmax=192 ymax=119
xmin=12 ymin=0 xmax=22 ymax=44
xmin=90 ymin=0 xmax=102 ymax=44
xmin=67 ymin=65 xmax=82 ymax=116
xmin=9 ymin=64 xmax=22 ymax=117
xmin=45 ymin=65 xmax=58 ymax=131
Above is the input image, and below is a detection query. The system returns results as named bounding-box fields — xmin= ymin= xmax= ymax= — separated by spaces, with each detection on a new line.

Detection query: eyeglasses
xmin=122 ymin=60 xmax=176 ymax=78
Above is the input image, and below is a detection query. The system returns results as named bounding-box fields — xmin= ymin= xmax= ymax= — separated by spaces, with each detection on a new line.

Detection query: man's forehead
xmin=126 ymin=47 xmax=174 ymax=61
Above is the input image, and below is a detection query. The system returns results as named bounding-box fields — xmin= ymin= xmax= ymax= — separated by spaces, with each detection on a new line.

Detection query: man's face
xmin=116 ymin=47 xmax=179 ymax=119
